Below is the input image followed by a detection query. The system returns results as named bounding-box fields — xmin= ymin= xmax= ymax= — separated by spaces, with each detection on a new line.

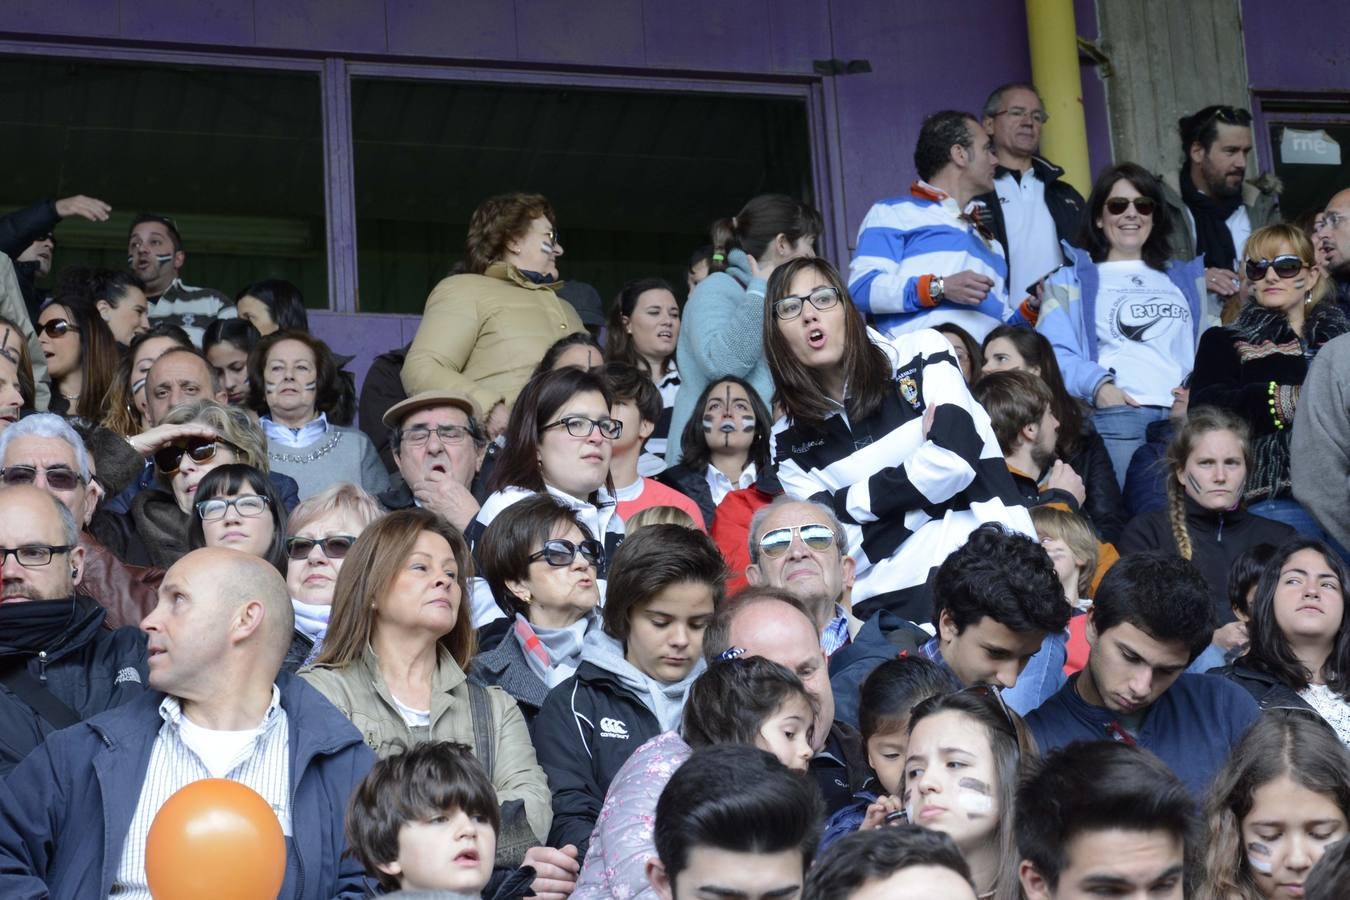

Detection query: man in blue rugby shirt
xmin=1026 ymin=552 xmax=1259 ymax=798
xmin=850 ymin=110 xmax=1038 ymax=342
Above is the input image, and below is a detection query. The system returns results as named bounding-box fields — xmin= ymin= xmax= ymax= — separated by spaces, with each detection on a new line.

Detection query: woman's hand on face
xmin=1093 ymin=382 xmax=1139 ymax=409
xmin=861 ymin=794 xmax=904 ymax=830
xmin=127 ymin=422 xmax=220 ymax=458
xmin=1204 ymin=267 xmax=1242 ymax=297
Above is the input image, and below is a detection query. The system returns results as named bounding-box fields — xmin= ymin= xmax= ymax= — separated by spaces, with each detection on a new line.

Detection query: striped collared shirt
xmin=111 ymin=689 xmax=292 ymax=899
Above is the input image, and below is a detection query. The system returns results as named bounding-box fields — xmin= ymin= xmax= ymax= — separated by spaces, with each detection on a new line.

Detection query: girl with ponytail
xmin=665 ymin=194 xmax=821 ymax=465
xmin=1119 ymin=407 xmax=1293 ymax=629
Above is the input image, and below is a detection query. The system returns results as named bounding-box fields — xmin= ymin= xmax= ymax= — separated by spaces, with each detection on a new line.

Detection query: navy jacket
xmin=0 ymin=595 xmax=148 ymax=776
xmin=532 ymin=662 xmax=661 ymax=856
xmin=0 ymin=674 xmax=375 ymax=900
xmin=1026 ymin=673 xmax=1260 ymax=798
xmin=827 ymin=611 xmax=928 ymax=729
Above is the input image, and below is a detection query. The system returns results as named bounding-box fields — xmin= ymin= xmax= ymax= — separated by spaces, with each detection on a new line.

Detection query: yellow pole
xmin=1025 ymin=0 xmax=1092 ymax=195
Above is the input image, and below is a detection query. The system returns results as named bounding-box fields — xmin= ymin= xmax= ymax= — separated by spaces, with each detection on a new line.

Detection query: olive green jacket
xmin=301 ymin=643 xmax=552 ymax=863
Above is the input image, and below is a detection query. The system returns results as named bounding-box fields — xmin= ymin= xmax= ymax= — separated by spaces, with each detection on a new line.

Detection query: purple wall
xmin=1241 ymin=0 xmax=1348 ymax=91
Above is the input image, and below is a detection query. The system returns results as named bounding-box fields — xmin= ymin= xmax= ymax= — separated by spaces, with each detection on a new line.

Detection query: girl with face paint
xmin=1198 ymin=710 xmax=1350 ymax=900
xmin=1189 ymin=224 xmax=1348 ymax=539
xmin=655 ymin=375 xmax=773 ymax=527
xmin=902 ymin=689 xmax=1034 ymax=900
xmin=1117 ymin=407 xmax=1294 ymax=633
xmin=250 ymin=329 xmax=389 ymax=501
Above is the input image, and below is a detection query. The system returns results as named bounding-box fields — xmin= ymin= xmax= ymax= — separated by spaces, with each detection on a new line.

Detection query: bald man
xmin=0 ymin=548 xmax=374 ymax=899
xmin=702 ymin=588 xmax=869 ymax=817
xmin=0 ymin=484 xmax=147 ymax=775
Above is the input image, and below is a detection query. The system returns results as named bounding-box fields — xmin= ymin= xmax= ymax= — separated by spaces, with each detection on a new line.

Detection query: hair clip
xmin=711 ymin=252 xmax=726 ymax=262
xmin=717 ymin=646 xmax=747 ymax=661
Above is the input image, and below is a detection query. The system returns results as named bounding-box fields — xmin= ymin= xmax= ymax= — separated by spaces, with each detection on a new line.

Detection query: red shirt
xmin=615 ymin=477 xmax=707 ymax=532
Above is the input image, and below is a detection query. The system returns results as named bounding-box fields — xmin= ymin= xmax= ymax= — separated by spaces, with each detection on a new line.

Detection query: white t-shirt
xmin=391 ymin=693 xmax=432 ymax=728
xmin=177 ymin=716 xmax=263 ymax=779
xmin=1094 ymin=260 xmax=1193 ymax=407
xmin=995 ymin=169 xmax=1063 ymax=302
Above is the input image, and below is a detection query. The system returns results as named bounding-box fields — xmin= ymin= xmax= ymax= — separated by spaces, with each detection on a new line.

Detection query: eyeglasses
xmin=758 ymin=523 xmax=838 ymax=559
xmin=153 ymin=438 xmax=236 ymax=475
xmin=992 ymin=107 xmax=1049 ymax=124
xmin=1104 ymin=197 xmax=1156 ymax=216
xmin=0 ymin=544 xmax=73 ymax=568
xmin=1245 ymin=255 xmax=1306 ymax=281
xmin=528 ymin=538 xmax=604 ymax=568
xmin=38 ymin=318 xmax=79 ymax=339
xmin=542 ymin=415 xmax=622 ymax=439
xmin=196 ymin=494 xmax=271 ymax=521
xmin=399 ymin=424 xmax=476 ymax=446
xmin=0 ymin=465 xmax=86 ymax=491
xmin=1324 ymin=211 xmax=1348 ymax=230
xmin=286 ymin=534 xmax=357 ymax=560
xmin=773 ymin=286 xmax=842 ymax=321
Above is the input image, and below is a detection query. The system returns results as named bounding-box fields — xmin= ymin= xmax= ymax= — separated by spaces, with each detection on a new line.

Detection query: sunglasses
xmin=1104 ymin=196 xmax=1156 ymax=216
xmin=153 ymin=438 xmax=236 ymax=475
xmin=0 ymin=465 xmax=85 ymax=491
xmin=959 ymin=683 xmax=1019 ymax=736
xmin=1245 ymin=255 xmax=1305 ymax=281
xmin=286 ymin=534 xmax=357 ymax=561
xmin=528 ymin=538 xmax=604 ymax=568
xmin=38 ymin=318 xmax=79 ymax=339
xmin=758 ymin=523 xmax=837 ymax=559
xmin=196 ymin=494 xmax=270 ymax=521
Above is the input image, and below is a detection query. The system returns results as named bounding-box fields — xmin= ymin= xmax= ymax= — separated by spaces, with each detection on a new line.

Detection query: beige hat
xmin=382 ymin=390 xmax=482 ymax=428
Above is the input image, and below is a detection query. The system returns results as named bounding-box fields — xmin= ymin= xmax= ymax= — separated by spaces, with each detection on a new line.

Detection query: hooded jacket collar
xmin=0 ymin=593 xmax=107 ymax=662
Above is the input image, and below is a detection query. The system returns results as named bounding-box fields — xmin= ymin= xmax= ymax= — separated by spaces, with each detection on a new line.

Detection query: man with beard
xmin=127 ymin=214 xmax=234 ymax=345
xmin=1314 ymin=188 xmax=1350 ymax=312
xmin=0 ymin=484 xmax=147 ymax=775
xmin=1161 ymin=105 xmax=1280 ymax=314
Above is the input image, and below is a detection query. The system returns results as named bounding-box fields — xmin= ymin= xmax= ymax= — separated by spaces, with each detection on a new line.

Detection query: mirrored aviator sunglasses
xmin=285 ymin=535 xmax=357 ymax=561
xmin=153 ymin=438 xmax=228 ymax=475
xmin=758 ymin=523 xmax=837 ymax=559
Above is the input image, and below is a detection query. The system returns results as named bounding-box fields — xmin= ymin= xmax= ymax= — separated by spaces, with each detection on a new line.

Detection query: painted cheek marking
xmin=1185 ymin=472 xmax=1205 ymax=494
xmin=701 ymin=415 xmax=715 ymax=432
xmin=1246 ymin=842 xmax=1274 ymax=875
xmin=739 ymin=415 xmax=756 ymax=433
xmin=957 ymin=777 xmax=993 ymax=817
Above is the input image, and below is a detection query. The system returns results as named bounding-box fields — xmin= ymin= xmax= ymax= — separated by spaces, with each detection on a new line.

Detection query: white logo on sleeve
xmin=599 ymin=717 xmax=629 ymax=739
xmin=114 ymin=667 xmax=142 ymax=686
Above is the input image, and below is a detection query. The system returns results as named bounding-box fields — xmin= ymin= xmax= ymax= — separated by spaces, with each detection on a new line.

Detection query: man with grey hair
xmin=0 ymin=413 xmax=162 ymax=627
xmin=975 ymin=82 xmax=1084 ymax=305
xmin=0 ymin=484 xmax=147 ymax=775
xmin=745 ymin=496 xmax=930 ymax=728
xmin=0 ymin=547 xmax=374 ymax=897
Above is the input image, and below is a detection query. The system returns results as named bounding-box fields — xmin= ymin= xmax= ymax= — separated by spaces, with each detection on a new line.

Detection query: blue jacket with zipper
xmin=0 ymin=673 xmax=374 ymax=900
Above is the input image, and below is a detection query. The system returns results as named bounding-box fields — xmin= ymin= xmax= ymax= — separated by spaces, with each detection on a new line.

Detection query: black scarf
xmin=1180 ymin=166 xmax=1243 ymax=270
xmin=0 ymin=597 xmax=89 ymax=657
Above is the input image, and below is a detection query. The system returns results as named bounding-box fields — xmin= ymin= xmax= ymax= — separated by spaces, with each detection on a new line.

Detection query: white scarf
xmin=291 ymin=598 xmax=332 ymax=643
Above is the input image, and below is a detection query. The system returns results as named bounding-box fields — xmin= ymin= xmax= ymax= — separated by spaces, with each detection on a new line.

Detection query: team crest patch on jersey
xmin=899 ymin=375 xmax=920 ymax=407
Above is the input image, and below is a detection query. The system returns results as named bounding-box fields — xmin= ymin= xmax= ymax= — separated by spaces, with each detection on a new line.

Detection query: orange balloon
xmin=145 ymin=778 xmax=286 ymax=900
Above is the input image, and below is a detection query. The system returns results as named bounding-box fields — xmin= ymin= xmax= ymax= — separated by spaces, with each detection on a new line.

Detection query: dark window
xmin=351 ymin=78 xmax=814 ymax=314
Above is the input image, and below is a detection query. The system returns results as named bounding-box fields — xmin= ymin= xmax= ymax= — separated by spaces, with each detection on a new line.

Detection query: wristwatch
xmin=932 ymin=276 xmax=945 ymax=302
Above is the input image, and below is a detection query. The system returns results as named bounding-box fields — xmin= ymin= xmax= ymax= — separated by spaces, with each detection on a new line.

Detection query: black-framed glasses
xmin=1104 ymin=196 xmax=1156 ymax=216
xmin=153 ymin=438 xmax=236 ymax=475
xmin=773 ymin=286 xmax=841 ymax=320
xmin=542 ymin=415 xmax=622 ymax=439
xmin=196 ymin=495 xmax=271 ymax=521
xmin=758 ymin=523 xmax=838 ymax=559
xmin=991 ymin=107 xmax=1049 ymax=124
xmin=1245 ymin=254 xmax=1305 ymax=281
xmin=38 ymin=318 xmax=79 ymax=339
xmin=399 ymin=424 xmax=475 ymax=446
xmin=528 ymin=538 xmax=604 ymax=568
xmin=0 ymin=544 xmax=73 ymax=568
xmin=286 ymin=534 xmax=357 ymax=561
xmin=0 ymin=465 xmax=86 ymax=491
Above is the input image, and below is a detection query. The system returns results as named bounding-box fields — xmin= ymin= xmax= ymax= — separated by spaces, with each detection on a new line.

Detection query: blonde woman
xmin=1190 ymin=223 xmax=1348 ymax=537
